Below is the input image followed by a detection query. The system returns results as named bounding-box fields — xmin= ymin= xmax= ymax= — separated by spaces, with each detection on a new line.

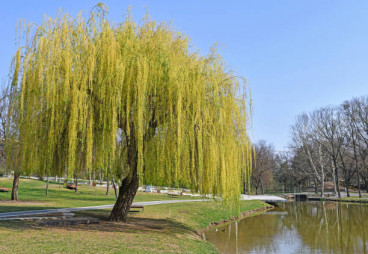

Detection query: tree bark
xmin=331 ymin=162 xmax=337 ymax=196
xmin=106 ymin=175 xmax=110 ymax=195
xmin=314 ymin=177 xmax=318 ymax=194
xmin=345 ymin=178 xmax=350 ymax=197
xmin=109 ymin=124 xmax=139 ymax=222
xmin=333 ymin=159 xmax=341 ymax=198
xmin=46 ymin=174 xmax=49 ymax=196
xmin=109 ymin=169 xmax=139 ymax=222
xmin=321 ymin=173 xmax=325 ymax=197
xmin=100 ymin=168 xmax=103 ymax=185
xmin=358 ymin=172 xmax=362 ymax=198
xmin=74 ymin=175 xmax=78 ymax=193
xmin=11 ymin=172 xmax=20 ymax=201
xmin=260 ymin=178 xmax=264 ymax=195
xmin=89 ymin=171 xmax=92 ymax=186
xmin=112 ymin=176 xmax=118 ymax=200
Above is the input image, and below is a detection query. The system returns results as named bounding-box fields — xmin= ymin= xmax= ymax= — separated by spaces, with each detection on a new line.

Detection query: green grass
xmin=0 ymin=177 xmax=269 ymax=253
xmin=0 ymin=178 xmax=198 ymax=213
xmin=339 ymin=196 xmax=368 ymax=202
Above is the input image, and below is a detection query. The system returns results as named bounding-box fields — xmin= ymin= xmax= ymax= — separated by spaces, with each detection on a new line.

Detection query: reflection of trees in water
xmin=284 ymin=202 xmax=368 ymax=253
xmin=206 ymin=206 xmax=301 ymax=253
xmin=206 ymin=202 xmax=368 ymax=254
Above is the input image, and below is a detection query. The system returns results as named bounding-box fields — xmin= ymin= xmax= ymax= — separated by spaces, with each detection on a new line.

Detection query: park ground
xmin=0 ymin=178 xmax=268 ymax=253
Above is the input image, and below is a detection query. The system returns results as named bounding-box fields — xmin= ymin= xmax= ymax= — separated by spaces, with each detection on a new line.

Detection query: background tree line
xmin=250 ymin=96 xmax=368 ymax=198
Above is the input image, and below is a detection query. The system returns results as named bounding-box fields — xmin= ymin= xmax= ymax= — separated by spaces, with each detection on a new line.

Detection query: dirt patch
xmin=39 ymin=217 xmax=99 ymax=226
xmin=26 ymin=215 xmax=196 ymax=241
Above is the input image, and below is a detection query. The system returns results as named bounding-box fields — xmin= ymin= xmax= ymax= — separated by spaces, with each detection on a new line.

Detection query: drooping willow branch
xmin=7 ymin=5 xmax=253 ymax=206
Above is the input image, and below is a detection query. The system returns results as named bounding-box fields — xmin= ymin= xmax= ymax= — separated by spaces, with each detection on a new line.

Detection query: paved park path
xmin=0 ymin=195 xmax=285 ymax=220
xmin=0 ymin=199 xmax=211 ymax=219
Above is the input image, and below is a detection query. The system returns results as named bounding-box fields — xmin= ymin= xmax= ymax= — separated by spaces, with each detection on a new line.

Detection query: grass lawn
xmin=0 ymin=177 xmax=269 ymax=253
xmin=0 ymin=200 xmax=268 ymax=253
xmin=0 ymin=178 xmax=197 ymax=213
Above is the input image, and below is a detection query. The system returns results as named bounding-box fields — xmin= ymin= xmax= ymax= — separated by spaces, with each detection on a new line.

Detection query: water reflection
xmin=205 ymin=202 xmax=368 ymax=254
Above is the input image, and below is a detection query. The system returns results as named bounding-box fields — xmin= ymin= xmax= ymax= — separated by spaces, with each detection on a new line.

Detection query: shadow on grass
xmin=0 ymin=210 xmax=198 ymax=238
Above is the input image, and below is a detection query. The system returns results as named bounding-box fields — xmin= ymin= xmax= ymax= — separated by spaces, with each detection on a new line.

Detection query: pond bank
xmin=198 ymin=205 xmax=273 ymax=236
xmin=308 ymin=196 xmax=368 ymax=204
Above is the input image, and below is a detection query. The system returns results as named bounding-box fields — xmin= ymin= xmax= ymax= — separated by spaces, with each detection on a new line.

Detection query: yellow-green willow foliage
xmin=8 ymin=5 xmax=252 ymax=204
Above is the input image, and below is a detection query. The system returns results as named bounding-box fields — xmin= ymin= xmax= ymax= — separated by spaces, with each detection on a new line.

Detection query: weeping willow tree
xmin=7 ymin=4 xmax=252 ymax=220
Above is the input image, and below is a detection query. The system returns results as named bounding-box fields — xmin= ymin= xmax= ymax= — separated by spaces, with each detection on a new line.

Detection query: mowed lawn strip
xmin=0 ymin=200 xmax=268 ymax=253
xmin=0 ymin=178 xmax=200 ymax=213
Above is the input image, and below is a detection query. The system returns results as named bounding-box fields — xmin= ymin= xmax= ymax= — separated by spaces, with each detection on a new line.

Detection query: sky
xmin=1 ymin=1 xmax=368 ymax=151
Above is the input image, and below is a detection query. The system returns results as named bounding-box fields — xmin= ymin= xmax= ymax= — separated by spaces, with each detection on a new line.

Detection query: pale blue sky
xmin=1 ymin=1 xmax=367 ymax=151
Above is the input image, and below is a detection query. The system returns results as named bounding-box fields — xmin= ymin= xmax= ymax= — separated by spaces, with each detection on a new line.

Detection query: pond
xmin=205 ymin=201 xmax=368 ymax=253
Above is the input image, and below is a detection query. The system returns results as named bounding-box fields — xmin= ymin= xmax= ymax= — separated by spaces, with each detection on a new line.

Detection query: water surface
xmin=205 ymin=201 xmax=368 ymax=253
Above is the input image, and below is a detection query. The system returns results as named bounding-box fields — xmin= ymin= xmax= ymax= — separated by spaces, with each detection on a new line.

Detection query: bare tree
xmin=291 ymin=113 xmax=329 ymax=196
xmin=251 ymin=140 xmax=275 ymax=195
xmin=311 ymin=107 xmax=344 ymax=198
xmin=341 ymin=100 xmax=363 ymax=197
xmin=347 ymin=97 xmax=368 ymax=193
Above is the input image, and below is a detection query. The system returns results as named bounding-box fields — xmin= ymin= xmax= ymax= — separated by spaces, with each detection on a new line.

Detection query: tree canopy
xmin=7 ymin=5 xmax=252 ymax=208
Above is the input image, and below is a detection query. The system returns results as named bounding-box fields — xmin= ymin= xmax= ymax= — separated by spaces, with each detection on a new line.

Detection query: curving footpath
xmin=0 ymin=194 xmax=285 ymax=220
xmin=0 ymin=199 xmax=211 ymax=220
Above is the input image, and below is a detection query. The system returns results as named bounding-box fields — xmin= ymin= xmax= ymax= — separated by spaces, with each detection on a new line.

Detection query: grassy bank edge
xmin=197 ymin=204 xmax=273 ymax=235
xmin=308 ymin=196 xmax=368 ymax=204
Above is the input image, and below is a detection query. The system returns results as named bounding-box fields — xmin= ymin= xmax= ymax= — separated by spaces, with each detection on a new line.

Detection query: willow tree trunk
xmin=109 ymin=168 xmax=138 ymax=222
xmin=74 ymin=175 xmax=78 ymax=193
xmin=112 ymin=176 xmax=119 ymax=199
xmin=46 ymin=174 xmax=49 ymax=196
xmin=109 ymin=128 xmax=139 ymax=222
xmin=89 ymin=171 xmax=92 ymax=186
xmin=11 ymin=172 xmax=20 ymax=201
xmin=100 ymin=169 xmax=103 ymax=185
xmin=106 ymin=176 xmax=110 ymax=196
